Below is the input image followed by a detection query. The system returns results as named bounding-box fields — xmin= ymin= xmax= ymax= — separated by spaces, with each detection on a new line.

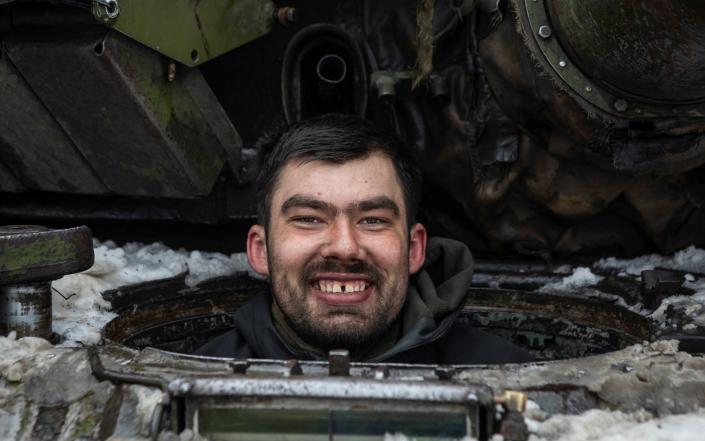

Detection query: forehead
xmin=271 ymin=152 xmax=405 ymax=211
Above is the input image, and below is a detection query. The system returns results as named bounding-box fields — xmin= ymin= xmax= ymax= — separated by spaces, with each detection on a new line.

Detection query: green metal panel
xmin=106 ymin=0 xmax=275 ymax=66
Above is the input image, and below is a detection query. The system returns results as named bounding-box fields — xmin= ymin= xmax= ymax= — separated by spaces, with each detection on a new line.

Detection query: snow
xmin=526 ymin=407 xmax=705 ymax=441
xmin=596 ymin=246 xmax=705 ymax=276
xmin=383 ymin=434 xmax=477 ymax=441
xmin=0 ymin=331 xmax=53 ymax=380
xmin=538 ymin=267 xmax=603 ymax=293
xmin=30 ymin=239 xmax=255 ymax=346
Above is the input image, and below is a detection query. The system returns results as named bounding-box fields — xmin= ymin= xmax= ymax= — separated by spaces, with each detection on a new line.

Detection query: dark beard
xmin=270 ymin=258 xmax=402 ymax=354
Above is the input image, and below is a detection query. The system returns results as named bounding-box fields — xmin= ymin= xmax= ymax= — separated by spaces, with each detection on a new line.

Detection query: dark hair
xmin=256 ymin=114 xmax=422 ymax=230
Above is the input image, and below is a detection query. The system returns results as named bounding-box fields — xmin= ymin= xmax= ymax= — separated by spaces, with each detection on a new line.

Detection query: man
xmin=196 ymin=114 xmax=532 ymax=364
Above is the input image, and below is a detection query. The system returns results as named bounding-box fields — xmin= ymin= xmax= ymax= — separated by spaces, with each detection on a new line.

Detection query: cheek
xmin=364 ymin=233 xmax=408 ymax=265
xmin=272 ymin=234 xmax=319 ymax=269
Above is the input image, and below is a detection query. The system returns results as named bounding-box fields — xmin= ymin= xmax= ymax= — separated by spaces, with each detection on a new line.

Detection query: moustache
xmin=301 ymin=259 xmax=383 ymax=285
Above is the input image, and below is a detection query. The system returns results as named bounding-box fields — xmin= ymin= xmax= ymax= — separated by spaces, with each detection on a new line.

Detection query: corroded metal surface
xmin=0 ymin=225 xmax=93 ymax=338
xmin=515 ymin=0 xmax=705 ymax=120
xmin=102 ymin=274 xmax=264 ymax=353
xmin=103 ymin=272 xmax=652 ymax=361
xmin=0 ymin=282 xmax=51 ymax=338
xmin=0 ymin=225 xmax=94 ymax=284
xmin=168 ymin=376 xmax=489 ymax=403
xmin=546 ymin=0 xmax=705 ymax=103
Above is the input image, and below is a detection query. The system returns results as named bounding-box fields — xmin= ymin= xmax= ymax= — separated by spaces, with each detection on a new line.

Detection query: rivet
xmin=614 ymin=99 xmax=629 ymax=112
xmin=178 ymin=382 xmax=191 ymax=394
xmin=558 ymin=60 xmax=567 ymax=68
xmin=585 ymin=86 xmax=592 ymax=93
xmin=538 ymin=25 xmax=552 ymax=39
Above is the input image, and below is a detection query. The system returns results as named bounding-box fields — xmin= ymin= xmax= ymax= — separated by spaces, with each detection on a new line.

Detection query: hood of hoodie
xmin=367 ymin=236 xmax=474 ymax=361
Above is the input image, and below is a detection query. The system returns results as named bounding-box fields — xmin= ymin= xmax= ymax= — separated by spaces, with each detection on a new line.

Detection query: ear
xmin=408 ymin=223 xmax=427 ymax=275
xmin=246 ymin=224 xmax=270 ymax=276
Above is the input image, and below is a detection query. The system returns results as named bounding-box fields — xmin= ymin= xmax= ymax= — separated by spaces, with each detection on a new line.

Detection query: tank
xmin=0 ymin=0 xmax=703 ymax=258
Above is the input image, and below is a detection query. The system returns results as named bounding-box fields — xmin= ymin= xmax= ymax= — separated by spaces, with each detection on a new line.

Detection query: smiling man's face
xmin=247 ymin=151 xmax=427 ymax=351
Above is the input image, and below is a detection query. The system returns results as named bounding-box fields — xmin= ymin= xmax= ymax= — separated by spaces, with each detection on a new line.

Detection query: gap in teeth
xmin=315 ymin=280 xmax=368 ymax=293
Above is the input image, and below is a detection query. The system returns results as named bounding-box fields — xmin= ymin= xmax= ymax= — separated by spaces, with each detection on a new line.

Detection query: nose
xmin=321 ymin=218 xmax=363 ymax=261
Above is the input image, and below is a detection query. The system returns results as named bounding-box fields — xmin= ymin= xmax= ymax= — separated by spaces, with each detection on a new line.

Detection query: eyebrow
xmin=280 ymin=194 xmax=400 ymax=218
xmin=353 ymin=196 xmax=400 ymax=217
xmin=281 ymin=195 xmax=337 ymax=216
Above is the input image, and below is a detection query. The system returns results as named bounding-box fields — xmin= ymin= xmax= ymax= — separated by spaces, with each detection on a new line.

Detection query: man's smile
xmin=309 ymin=272 xmax=374 ymax=305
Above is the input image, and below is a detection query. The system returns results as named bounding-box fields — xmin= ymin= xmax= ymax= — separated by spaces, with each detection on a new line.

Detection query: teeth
xmin=315 ymin=280 xmax=368 ymax=293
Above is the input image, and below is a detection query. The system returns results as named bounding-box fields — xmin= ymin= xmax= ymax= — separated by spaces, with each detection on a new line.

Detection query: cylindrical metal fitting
xmin=0 ymin=282 xmax=52 ymax=339
xmin=275 ymin=6 xmax=298 ymax=26
xmin=0 ymin=225 xmax=94 ymax=339
xmin=316 ymin=54 xmax=348 ymax=84
xmin=374 ymin=75 xmax=397 ymax=100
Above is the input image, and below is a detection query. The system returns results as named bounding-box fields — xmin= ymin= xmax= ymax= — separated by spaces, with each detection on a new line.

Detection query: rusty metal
xmin=102 ymin=273 xmax=265 ymax=353
xmin=0 ymin=225 xmax=93 ymax=284
xmin=641 ymin=269 xmax=685 ymax=310
xmin=0 ymin=225 xmax=93 ymax=338
xmin=515 ymin=0 xmax=705 ymax=120
xmin=499 ymin=411 xmax=529 ymax=441
xmin=0 ymin=283 xmax=52 ymax=339
xmin=329 ymin=349 xmax=351 ymax=376
xmin=103 ymin=270 xmax=653 ymax=362
xmin=463 ymin=287 xmax=653 ymax=360
xmin=275 ymin=6 xmax=297 ymax=26
xmin=495 ymin=391 xmax=530 ymax=441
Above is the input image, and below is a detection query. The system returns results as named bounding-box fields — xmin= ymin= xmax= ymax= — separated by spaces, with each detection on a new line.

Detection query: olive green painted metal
xmin=0 ymin=225 xmax=94 ymax=284
xmin=102 ymin=0 xmax=276 ymax=67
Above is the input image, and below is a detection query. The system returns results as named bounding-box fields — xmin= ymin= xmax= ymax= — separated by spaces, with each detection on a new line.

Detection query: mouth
xmin=309 ymin=273 xmax=374 ymax=305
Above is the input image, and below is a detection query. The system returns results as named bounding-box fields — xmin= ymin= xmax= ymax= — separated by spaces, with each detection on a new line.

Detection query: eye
xmin=291 ymin=216 xmax=322 ymax=224
xmin=360 ymin=217 xmax=388 ymax=226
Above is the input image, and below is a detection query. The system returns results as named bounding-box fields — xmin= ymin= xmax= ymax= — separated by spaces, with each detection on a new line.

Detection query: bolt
xmin=428 ymin=74 xmax=448 ymax=98
xmin=614 ymin=99 xmax=629 ymax=112
xmin=558 ymin=60 xmax=567 ymax=68
xmin=178 ymin=382 xmax=191 ymax=394
xmin=276 ymin=7 xmax=297 ymax=26
xmin=538 ymin=25 xmax=552 ymax=39
xmin=328 ymin=349 xmax=350 ymax=376
xmin=167 ymin=60 xmax=176 ymax=82
xmin=374 ymin=366 xmax=389 ymax=380
xmin=374 ymin=75 xmax=397 ymax=101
